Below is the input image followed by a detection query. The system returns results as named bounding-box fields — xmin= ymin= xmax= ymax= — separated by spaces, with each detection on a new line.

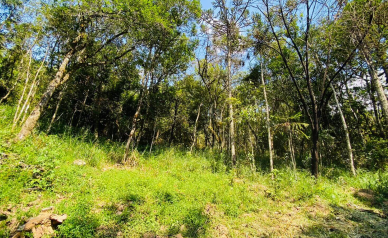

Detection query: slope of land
xmin=0 ymin=105 xmax=387 ymax=237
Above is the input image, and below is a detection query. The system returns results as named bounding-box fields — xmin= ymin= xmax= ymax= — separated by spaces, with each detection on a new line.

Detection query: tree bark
xmin=13 ymin=50 xmax=33 ymax=130
xmin=363 ymin=49 xmax=388 ymax=125
xmin=227 ymin=46 xmax=236 ymax=166
xmin=190 ymin=103 xmax=202 ymax=153
xmin=169 ymin=99 xmax=179 ymax=145
xmin=311 ymin=125 xmax=319 ymax=177
xmin=47 ymin=84 xmax=68 ymax=133
xmin=123 ymin=75 xmax=149 ymax=162
xmin=330 ymin=83 xmax=356 ymax=176
xmin=16 ymin=49 xmax=75 ymax=141
xmin=288 ymin=128 xmax=296 ymax=171
xmin=260 ymin=58 xmax=273 ymax=172
xmin=149 ymin=118 xmax=158 ymax=154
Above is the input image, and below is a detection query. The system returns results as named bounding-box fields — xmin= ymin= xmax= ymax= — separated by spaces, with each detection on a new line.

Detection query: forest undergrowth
xmin=1 ymin=105 xmax=388 ymax=237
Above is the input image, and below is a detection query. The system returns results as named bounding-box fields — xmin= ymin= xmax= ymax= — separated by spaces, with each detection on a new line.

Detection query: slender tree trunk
xmin=47 ymin=84 xmax=68 ymax=133
xmin=124 ymin=98 xmax=143 ymax=161
xmin=76 ymin=88 xmax=90 ymax=128
xmin=149 ymin=118 xmax=157 ymax=154
xmin=123 ymin=75 xmax=149 ymax=162
xmin=16 ymin=49 xmax=76 ymax=141
xmin=220 ymin=105 xmax=225 ymax=152
xmin=288 ymin=128 xmax=296 ymax=171
xmin=13 ymin=51 xmax=33 ymax=130
xmin=260 ymin=58 xmax=273 ymax=172
xmin=0 ymin=76 xmax=21 ymax=104
xmin=190 ymin=103 xmax=202 ymax=153
xmin=366 ymin=79 xmax=385 ymax=136
xmin=227 ymin=46 xmax=236 ymax=166
xmin=311 ymin=124 xmax=319 ymax=177
xmin=330 ymin=83 xmax=356 ymax=176
xmin=169 ymin=99 xmax=179 ymax=145
xmin=363 ymin=50 xmax=388 ymax=125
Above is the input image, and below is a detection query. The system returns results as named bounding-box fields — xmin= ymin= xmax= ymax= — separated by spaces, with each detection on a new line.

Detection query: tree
xmin=202 ymin=0 xmax=252 ymax=166
xmin=254 ymin=0 xmax=372 ymax=177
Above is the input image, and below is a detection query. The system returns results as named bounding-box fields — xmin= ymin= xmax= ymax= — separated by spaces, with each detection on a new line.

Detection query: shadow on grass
xmin=166 ymin=208 xmax=210 ymax=238
xmin=300 ymin=202 xmax=388 ymax=238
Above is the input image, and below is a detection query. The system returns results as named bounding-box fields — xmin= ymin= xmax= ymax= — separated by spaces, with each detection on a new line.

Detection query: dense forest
xmin=1 ymin=0 xmax=388 ymax=237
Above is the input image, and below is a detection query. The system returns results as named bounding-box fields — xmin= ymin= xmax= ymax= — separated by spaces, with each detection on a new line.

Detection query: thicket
xmin=0 ymin=0 xmax=387 ymax=177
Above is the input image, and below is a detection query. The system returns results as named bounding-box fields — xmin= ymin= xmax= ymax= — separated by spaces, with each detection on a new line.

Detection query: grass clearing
xmin=0 ymin=105 xmax=387 ymax=237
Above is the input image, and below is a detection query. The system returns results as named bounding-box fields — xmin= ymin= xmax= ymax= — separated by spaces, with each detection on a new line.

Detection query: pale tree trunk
xmin=13 ymin=50 xmax=33 ymax=130
xmin=260 ymin=59 xmax=273 ymax=172
xmin=123 ymin=95 xmax=144 ymax=161
xmin=363 ymin=49 xmax=388 ymax=125
xmin=190 ymin=103 xmax=202 ymax=153
xmin=366 ymin=79 xmax=385 ymax=136
xmin=330 ymin=83 xmax=356 ymax=176
xmin=288 ymin=128 xmax=296 ymax=171
xmin=227 ymin=47 xmax=236 ymax=166
xmin=0 ymin=74 xmax=22 ymax=104
xmin=220 ymin=105 xmax=225 ymax=152
xmin=76 ymin=88 xmax=90 ymax=127
xmin=123 ymin=76 xmax=148 ymax=162
xmin=149 ymin=118 xmax=158 ymax=154
xmin=16 ymin=49 xmax=75 ymax=141
xmin=47 ymin=83 xmax=68 ymax=133
xmin=15 ymin=46 xmax=49 ymax=127
xmin=248 ymin=131 xmax=256 ymax=171
xmin=169 ymin=99 xmax=179 ymax=145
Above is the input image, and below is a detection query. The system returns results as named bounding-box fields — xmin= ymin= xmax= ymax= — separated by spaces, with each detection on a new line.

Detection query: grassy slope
xmin=0 ymin=105 xmax=387 ymax=238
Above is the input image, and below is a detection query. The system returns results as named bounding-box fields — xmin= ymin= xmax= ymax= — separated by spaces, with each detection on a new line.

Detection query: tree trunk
xmin=288 ymin=128 xmax=296 ymax=171
xmin=227 ymin=47 xmax=236 ymax=166
xmin=260 ymin=58 xmax=273 ymax=172
xmin=363 ymin=50 xmax=388 ymax=125
xmin=123 ymin=74 xmax=149 ymax=162
xmin=149 ymin=118 xmax=157 ymax=154
xmin=330 ymin=83 xmax=356 ymax=176
xmin=190 ymin=103 xmax=202 ymax=153
xmin=13 ymin=50 xmax=33 ymax=130
xmin=366 ymin=78 xmax=385 ymax=136
xmin=16 ymin=49 xmax=75 ymax=141
xmin=76 ymin=88 xmax=90 ymax=128
xmin=169 ymin=99 xmax=179 ymax=145
xmin=47 ymin=84 xmax=68 ymax=133
xmin=311 ymin=124 xmax=319 ymax=177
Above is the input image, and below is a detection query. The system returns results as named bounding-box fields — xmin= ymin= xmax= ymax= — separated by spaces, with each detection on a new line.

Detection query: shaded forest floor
xmin=1 ymin=105 xmax=388 ymax=237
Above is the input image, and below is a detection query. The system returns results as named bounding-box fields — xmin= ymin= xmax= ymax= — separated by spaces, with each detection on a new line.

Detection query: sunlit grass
xmin=1 ymin=104 xmax=387 ymax=237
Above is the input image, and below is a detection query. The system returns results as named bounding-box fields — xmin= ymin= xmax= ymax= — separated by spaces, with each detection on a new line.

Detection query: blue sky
xmin=200 ymin=0 xmax=213 ymax=10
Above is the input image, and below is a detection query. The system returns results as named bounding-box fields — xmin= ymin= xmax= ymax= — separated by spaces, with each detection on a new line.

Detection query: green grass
xmin=0 ymin=104 xmax=387 ymax=237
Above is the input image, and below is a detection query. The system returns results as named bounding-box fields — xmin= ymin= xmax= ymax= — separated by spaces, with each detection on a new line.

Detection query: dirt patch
xmin=355 ymin=189 xmax=375 ymax=202
xmin=215 ymin=224 xmax=229 ymax=238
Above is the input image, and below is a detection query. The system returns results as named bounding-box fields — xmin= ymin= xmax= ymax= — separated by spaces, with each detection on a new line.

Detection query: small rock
xmin=23 ymin=213 xmax=51 ymax=231
xmin=41 ymin=206 xmax=54 ymax=212
xmin=15 ymin=212 xmax=67 ymax=238
xmin=73 ymin=160 xmax=86 ymax=166
xmin=50 ymin=214 xmax=67 ymax=225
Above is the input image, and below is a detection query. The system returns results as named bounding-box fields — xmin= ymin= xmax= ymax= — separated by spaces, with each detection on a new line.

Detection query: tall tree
xmin=255 ymin=0 xmax=372 ymax=176
xmin=202 ymin=0 xmax=252 ymax=165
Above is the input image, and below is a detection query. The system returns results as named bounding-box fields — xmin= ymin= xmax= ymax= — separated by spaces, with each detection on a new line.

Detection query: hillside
xmin=1 ymin=105 xmax=387 ymax=237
